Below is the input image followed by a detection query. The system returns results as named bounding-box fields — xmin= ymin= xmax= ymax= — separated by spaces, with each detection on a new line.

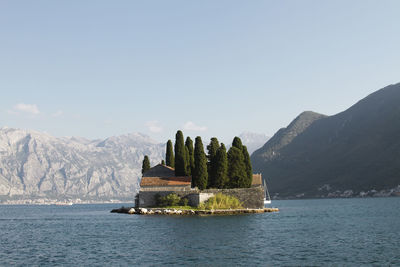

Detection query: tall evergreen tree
xmin=227 ymin=147 xmax=247 ymax=188
xmin=192 ymin=136 xmax=208 ymax=190
xmin=229 ymin=136 xmax=251 ymax=188
xmin=214 ymin=143 xmax=228 ymax=188
xmin=185 ymin=146 xmax=190 ymax=175
xmin=166 ymin=140 xmax=174 ymax=168
xmin=232 ymin=136 xmax=243 ymax=150
xmin=207 ymin=137 xmax=220 ymax=188
xmin=185 ymin=137 xmax=195 ymax=176
xmin=174 ymin=130 xmax=187 ymax=176
xmin=141 ymin=155 xmax=151 ymax=174
xmin=242 ymin=145 xmax=253 ymax=187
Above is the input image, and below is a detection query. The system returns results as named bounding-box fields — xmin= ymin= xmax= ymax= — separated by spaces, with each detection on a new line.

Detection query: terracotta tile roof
xmin=252 ymin=174 xmax=262 ymax=186
xmin=140 ymin=176 xmax=192 ymax=187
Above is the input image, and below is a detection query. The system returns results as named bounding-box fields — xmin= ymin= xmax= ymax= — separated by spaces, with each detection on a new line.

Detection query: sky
xmin=0 ymin=0 xmax=399 ymax=144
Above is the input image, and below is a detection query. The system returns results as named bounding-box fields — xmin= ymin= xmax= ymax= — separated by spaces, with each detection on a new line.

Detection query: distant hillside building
xmin=137 ymin=164 xmax=265 ymax=208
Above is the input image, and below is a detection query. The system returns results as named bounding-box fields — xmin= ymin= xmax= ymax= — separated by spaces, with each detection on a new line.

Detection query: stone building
xmin=137 ymin=164 xmax=265 ymax=208
xmin=138 ymin=164 xmax=194 ymax=207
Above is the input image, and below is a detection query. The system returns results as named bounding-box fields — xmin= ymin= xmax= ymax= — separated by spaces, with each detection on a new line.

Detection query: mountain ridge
xmin=252 ymin=83 xmax=400 ymax=198
xmin=0 ymin=127 xmax=165 ymax=203
xmin=252 ymin=111 xmax=326 ymax=160
xmin=238 ymin=131 xmax=270 ymax=154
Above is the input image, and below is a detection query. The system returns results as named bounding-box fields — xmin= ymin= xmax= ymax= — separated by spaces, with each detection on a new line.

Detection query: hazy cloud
xmin=183 ymin=121 xmax=207 ymax=132
xmin=52 ymin=110 xmax=63 ymax=117
xmin=12 ymin=103 xmax=40 ymax=115
xmin=146 ymin=120 xmax=163 ymax=133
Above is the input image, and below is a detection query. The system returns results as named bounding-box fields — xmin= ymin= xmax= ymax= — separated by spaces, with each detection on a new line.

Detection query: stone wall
xmin=186 ymin=192 xmax=214 ymax=207
xmin=201 ymin=187 xmax=265 ymax=209
xmin=138 ymin=190 xmax=198 ymax=207
xmin=138 ymin=186 xmax=265 ymax=209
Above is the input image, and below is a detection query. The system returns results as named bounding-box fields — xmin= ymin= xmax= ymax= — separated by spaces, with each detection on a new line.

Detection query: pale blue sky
xmin=1 ymin=1 xmax=399 ymax=144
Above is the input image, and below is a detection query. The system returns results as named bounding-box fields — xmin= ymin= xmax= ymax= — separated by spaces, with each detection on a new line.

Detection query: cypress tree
xmin=185 ymin=137 xmax=195 ymax=176
xmin=214 ymin=143 xmax=228 ymax=188
xmin=232 ymin=136 xmax=243 ymax=151
xmin=185 ymin=146 xmax=190 ymax=175
xmin=166 ymin=140 xmax=174 ymax=168
xmin=227 ymin=147 xmax=247 ymax=188
xmin=192 ymin=136 xmax=208 ymax=190
xmin=141 ymin=155 xmax=151 ymax=174
xmin=242 ymin=145 xmax=253 ymax=187
xmin=174 ymin=130 xmax=187 ymax=176
xmin=207 ymin=137 xmax=220 ymax=188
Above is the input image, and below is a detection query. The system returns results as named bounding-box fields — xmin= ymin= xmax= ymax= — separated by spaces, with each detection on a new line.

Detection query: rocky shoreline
xmin=0 ymin=199 xmax=133 ymax=205
xmin=111 ymin=207 xmax=279 ymax=215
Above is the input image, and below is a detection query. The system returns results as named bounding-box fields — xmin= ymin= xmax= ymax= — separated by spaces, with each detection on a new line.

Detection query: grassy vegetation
xmin=153 ymin=193 xmax=243 ymax=210
xmin=155 ymin=193 xmax=188 ymax=207
xmin=198 ymin=193 xmax=243 ymax=210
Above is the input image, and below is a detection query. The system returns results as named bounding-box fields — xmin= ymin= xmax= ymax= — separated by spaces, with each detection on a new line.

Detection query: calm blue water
xmin=1 ymin=198 xmax=399 ymax=266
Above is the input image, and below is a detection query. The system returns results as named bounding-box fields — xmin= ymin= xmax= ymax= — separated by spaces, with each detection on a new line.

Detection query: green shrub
xmin=179 ymin=197 xmax=189 ymax=206
xmin=156 ymin=193 xmax=181 ymax=207
xmin=198 ymin=193 xmax=243 ymax=210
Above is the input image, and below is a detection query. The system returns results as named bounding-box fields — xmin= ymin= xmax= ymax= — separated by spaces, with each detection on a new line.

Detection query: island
xmin=112 ymin=131 xmax=279 ymax=215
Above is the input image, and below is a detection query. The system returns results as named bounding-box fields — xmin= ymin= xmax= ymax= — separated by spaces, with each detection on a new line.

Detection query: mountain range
xmin=238 ymin=132 xmax=269 ymax=154
xmin=0 ymin=128 xmax=165 ymax=203
xmin=251 ymin=83 xmax=400 ymax=198
xmin=2 ymin=82 xmax=398 ymax=202
xmin=0 ymin=127 xmax=267 ymax=203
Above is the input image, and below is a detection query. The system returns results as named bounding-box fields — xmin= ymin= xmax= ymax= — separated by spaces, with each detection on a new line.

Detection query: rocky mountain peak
xmin=252 ymin=111 xmax=326 ymax=160
xmin=0 ymin=128 xmax=165 ymax=203
xmin=238 ymin=132 xmax=269 ymax=154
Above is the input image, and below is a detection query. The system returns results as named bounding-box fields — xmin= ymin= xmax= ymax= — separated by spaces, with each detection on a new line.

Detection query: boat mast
xmin=263 ymin=175 xmax=271 ymax=201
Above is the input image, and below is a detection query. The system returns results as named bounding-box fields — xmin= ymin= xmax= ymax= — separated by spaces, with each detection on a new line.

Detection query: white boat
xmin=55 ymin=202 xmax=73 ymax=206
xmin=263 ymin=178 xmax=272 ymax=205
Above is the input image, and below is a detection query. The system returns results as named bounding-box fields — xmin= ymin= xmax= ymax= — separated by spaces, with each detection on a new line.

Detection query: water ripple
xmin=0 ymin=199 xmax=399 ymax=266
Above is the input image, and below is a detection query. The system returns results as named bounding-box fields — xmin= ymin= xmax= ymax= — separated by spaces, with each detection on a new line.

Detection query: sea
xmin=1 ymin=198 xmax=399 ymax=266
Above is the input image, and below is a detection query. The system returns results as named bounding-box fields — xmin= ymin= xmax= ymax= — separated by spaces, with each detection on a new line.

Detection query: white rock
xmin=139 ymin=208 xmax=148 ymax=214
xmin=165 ymin=209 xmax=175 ymax=214
xmin=128 ymin=208 xmax=136 ymax=214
